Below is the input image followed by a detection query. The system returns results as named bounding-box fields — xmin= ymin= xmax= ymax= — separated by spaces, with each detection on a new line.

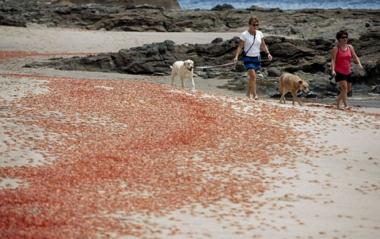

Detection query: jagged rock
xmin=29 ymin=38 xmax=240 ymax=75
xmin=211 ymin=4 xmax=234 ymax=11
xmin=1 ymin=1 xmax=378 ymax=39
xmin=0 ymin=15 xmax=26 ymax=27
xmin=353 ymin=28 xmax=380 ymax=84
xmin=247 ymin=5 xmax=282 ymax=12
xmin=55 ymin=0 xmax=181 ymax=9
xmin=211 ymin=37 xmax=223 ymax=44
xmin=27 ymin=35 xmax=379 ymax=88
xmin=9 ymin=2 xmax=378 ymax=97
xmin=269 ymin=41 xmax=315 ymax=59
xmin=267 ymin=67 xmax=282 ymax=77
xmin=371 ymin=85 xmax=380 ymax=94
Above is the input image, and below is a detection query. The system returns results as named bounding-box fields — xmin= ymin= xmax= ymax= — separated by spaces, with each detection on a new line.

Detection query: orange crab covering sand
xmin=0 ymin=73 xmax=311 ymax=238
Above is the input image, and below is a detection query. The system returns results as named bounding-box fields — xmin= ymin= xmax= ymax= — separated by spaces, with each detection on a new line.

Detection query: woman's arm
xmin=331 ymin=47 xmax=338 ymax=75
xmin=260 ymin=39 xmax=272 ymax=61
xmin=233 ymin=40 xmax=245 ymax=62
xmin=349 ymin=45 xmax=364 ymax=69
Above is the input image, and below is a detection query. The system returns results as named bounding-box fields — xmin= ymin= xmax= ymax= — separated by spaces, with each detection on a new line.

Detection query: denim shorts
xmin=242 ymin=56 xmax=261 ymax=71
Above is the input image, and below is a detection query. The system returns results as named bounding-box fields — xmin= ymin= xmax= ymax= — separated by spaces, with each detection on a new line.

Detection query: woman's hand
xmin=267 ymin=53 xmax=273 ymax=61
xmin=233 ymin=56 xmax=238 ymax=63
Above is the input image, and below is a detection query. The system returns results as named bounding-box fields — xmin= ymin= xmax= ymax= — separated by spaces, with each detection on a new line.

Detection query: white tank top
xmin=240 ymin=30 xmax=264 ymax=57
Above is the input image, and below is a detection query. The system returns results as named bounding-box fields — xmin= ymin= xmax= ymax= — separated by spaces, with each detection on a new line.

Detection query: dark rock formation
xmin=27 ymin=38 xmax=240 ymax=75
xmin=211 ymin=4 xmax=234 ymax=11
xmin=371 ymin=85 xmax=380 ymax=94
xmin=353 ymin=27 xmax=380 ymax=85
xmin=3 ymin=0 xmax=378 ymax=97
xmin=26 ymin=33 xmax=380 ymax=98
xmin=1 ymin=1 xmax=379 ymax=39
xmin=53 ymin=0 xmax=181 ymax=9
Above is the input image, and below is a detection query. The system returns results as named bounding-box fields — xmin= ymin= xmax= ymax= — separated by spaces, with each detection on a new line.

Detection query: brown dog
xmin=279 ymin=73 xmax=310 ymax=105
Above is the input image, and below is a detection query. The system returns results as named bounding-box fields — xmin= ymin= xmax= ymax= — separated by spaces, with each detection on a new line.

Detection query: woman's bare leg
xmin=347 ymin=82 xmax=352 ymax=97
xmin=247 ymin=69 xmax=257 ymax=99
xmin=337 ymin=80 xmax=348 ymax=109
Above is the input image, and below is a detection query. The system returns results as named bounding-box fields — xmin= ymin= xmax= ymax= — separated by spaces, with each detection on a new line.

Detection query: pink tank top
xmin=335 ymin=46 xmax=352 ymax=75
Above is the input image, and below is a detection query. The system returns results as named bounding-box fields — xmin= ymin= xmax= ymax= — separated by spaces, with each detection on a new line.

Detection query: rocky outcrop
xmin=0 ymin=0 xmax=181 ymax=30
xmin=1 ymin=1 xmax=379 ymax=39
xmin=3 ymin=0 xmax=378 ymax=97
xmin=27 ymin=38 xmax=240 ymax=75
xmin=54 ymin=0 xmax=181 ymax=9
xmin=354 ymin=27 xmax=380 ymax=85
xmin=26 ymin=34 xmax=380 ymax=98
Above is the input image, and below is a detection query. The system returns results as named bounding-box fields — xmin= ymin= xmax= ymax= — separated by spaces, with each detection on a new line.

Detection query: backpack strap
xmin=243 ymin=34 xmax=256 ymax=55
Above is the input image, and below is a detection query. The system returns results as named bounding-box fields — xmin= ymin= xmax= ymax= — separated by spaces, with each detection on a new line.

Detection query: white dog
xmin=170 ymin=59 xmax=195 ymax=90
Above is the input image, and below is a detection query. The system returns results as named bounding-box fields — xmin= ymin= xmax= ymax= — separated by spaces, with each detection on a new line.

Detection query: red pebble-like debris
xmin=0 ymin=73 xmax=310 ymax=238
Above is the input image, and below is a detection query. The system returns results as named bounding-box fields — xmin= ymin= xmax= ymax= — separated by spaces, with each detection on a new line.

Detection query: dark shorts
xmin=335 ymin=72 xmax=353 ymax=83
xmin=242 ymin=56 xmax=261 ymax=71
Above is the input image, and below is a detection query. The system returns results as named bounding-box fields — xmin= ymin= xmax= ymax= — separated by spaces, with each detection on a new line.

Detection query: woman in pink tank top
xmin=331 ymin=30 xmax=363 ymax=110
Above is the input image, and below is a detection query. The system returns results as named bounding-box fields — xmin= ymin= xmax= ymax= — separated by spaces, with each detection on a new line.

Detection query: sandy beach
xmin=1 ymin=26 xmax=380 ymax=238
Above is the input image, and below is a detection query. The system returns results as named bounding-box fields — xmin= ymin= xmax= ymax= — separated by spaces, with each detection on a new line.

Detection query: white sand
xmin=0 ymin=25 xmax=240 ymax=53
xmin=1 ymin=26 xmax=380 ymax=238
xmin=122 ymin=97 xmax=380 ymax=239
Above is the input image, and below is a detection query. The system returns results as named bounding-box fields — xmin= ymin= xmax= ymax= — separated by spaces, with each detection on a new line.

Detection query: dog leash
xmin=195 ymin=61 xmax=237 ymax=70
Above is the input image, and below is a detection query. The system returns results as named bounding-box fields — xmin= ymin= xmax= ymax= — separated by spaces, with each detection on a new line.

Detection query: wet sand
xmin=1 ymin=26 xmax=380 ymax=238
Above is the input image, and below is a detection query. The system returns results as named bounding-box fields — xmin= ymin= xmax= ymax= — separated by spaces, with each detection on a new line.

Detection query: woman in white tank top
xmin=233 ymin=16 xmax=273 ymax=100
